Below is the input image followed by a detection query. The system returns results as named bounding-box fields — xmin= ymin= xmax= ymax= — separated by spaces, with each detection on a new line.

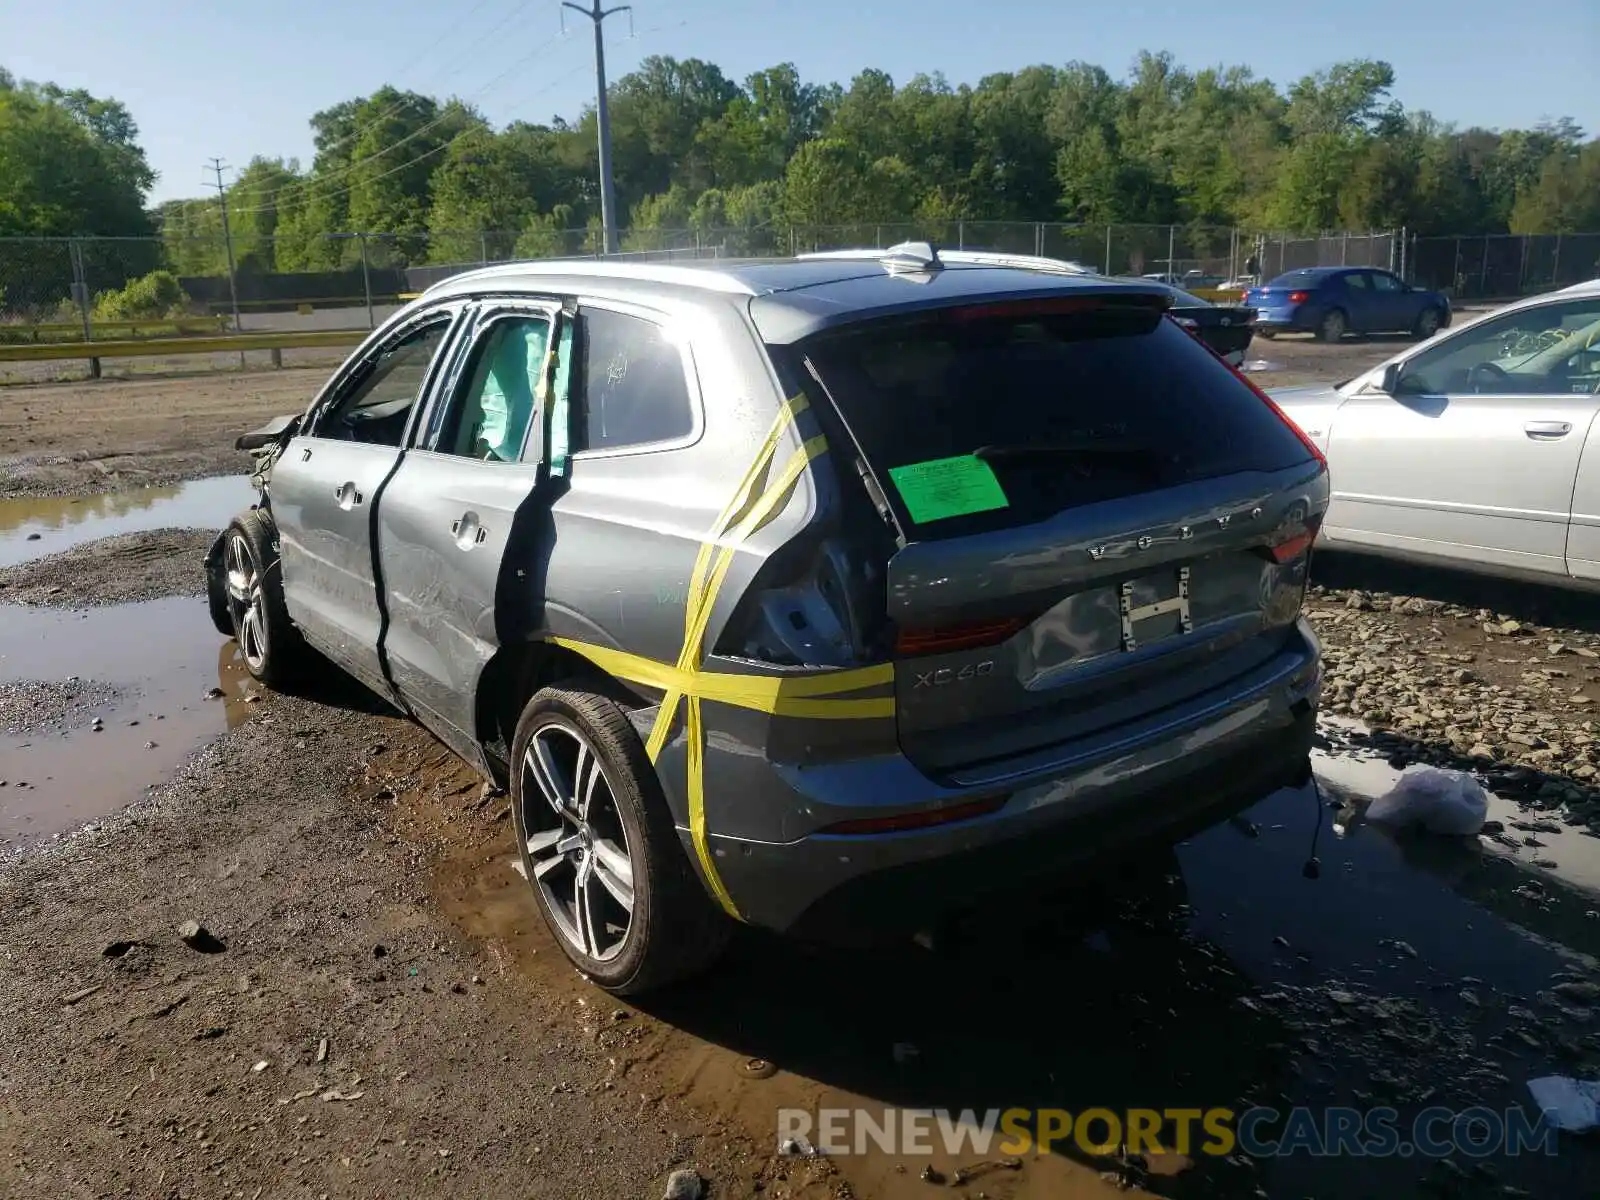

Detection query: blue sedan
xmin=1245 ymin=267 xmax=1451 ymax=342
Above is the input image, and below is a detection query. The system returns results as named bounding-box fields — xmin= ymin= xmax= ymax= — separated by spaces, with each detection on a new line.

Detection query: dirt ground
xmin=0 ymin=368 xmax=328 ymax=498
xmin=5 ymin=333 xmax=1600 ymax=1200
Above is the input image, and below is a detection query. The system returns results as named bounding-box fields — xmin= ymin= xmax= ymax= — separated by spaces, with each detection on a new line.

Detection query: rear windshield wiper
xmin=973 ymin=441 xmax=1182 ymax=474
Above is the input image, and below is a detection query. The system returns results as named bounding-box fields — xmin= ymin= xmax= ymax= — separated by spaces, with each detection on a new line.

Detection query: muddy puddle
xmin=416 ymin=740 xmax=1600 ymax=1200
xmin=0 ymin=597 xmax=256 ymax=846
xmin=0 ymin=475 xmax=254 ymax=567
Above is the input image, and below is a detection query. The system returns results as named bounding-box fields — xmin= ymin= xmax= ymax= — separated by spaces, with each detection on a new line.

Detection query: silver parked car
xmin=206 ymin=244 xmax=1328 ymax=994
xmin=1272 ymin=280 xmax=1600 ymax=587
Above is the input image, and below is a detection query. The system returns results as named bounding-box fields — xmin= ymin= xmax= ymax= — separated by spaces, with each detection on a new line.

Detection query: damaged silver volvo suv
xmin=205 ymin=243 xmax=1328 ymax=995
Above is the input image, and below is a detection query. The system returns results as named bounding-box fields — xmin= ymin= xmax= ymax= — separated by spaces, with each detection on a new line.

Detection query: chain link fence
xmin=6 ymin=223 xmax=1596 ymax=356
xmin=1407 ymin=233 xmax=1600 ymax=299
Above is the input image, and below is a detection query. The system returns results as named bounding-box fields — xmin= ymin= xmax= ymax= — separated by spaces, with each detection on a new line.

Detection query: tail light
xmin=1288 ymin=291 xmax=1309 ymax=303
xmin=816 ymin=793 xmax=1009 ymax=836
xmin=1268 ymin=511 xmax=1324 ymax=563
xmin=895 ymin=614 xmax=1031 ymax=657
xmin=1186 ymin=316 xmax=1327 ymax=468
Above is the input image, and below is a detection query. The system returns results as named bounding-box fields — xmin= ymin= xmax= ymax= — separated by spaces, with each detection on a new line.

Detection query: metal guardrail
xmin=0 ymin=328 xmax=365 ymax=364
xmin=0 ymin=316 xmax=230 ymax=344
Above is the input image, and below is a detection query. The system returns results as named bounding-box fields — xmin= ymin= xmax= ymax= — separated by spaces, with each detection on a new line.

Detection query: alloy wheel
xmin=224 ymin=533 xmax=268 ymax=673
xmin=520 ymin=723 xmax=636 ymax=962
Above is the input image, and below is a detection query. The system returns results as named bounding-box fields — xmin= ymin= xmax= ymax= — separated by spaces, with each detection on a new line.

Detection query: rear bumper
xmin=1253 ymin=311 xmax=1313 ymax=332
xmin=703 ymin=620 xmax=1321 ymax=938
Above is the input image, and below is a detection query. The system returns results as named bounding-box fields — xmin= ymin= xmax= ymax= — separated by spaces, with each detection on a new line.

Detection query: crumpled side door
xmin=375 ymin=299 xmax=570 ymax=768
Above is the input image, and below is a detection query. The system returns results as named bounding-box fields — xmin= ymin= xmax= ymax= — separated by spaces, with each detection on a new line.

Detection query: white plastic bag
xmin=1363 ymin=765 xmax=1489 ymax=836
xmin=1527 ymin=1076 xmax=1600 ymax=1132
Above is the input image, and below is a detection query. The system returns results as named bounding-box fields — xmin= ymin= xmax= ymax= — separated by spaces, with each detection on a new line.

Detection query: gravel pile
xmin=0 ymin=528 xmax=215 ymax=607
xmin=1307 ymin=582 xmax=1600 ymax=824
xmin=0 ymin=678 xmax=123 ymax=738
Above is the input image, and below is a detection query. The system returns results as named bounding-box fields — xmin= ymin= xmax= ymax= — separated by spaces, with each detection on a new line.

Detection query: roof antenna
xmin=881 ymin=241 xmax=943 ymax=274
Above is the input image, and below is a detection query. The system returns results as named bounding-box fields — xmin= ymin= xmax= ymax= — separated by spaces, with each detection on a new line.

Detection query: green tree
xmin=0 ymin=74 xmax=154 ymax=238
xmin=1511 ymin=139 xmax=1600 ymax=233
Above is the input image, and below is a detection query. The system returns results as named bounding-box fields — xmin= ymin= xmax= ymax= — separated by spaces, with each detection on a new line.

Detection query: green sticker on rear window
xmin=887 ymin=454 xmax=1010 ymax=524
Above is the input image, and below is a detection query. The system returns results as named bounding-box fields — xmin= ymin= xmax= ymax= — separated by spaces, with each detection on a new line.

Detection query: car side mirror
xmin=1377 ymin=363 xmax=1401 ymax=394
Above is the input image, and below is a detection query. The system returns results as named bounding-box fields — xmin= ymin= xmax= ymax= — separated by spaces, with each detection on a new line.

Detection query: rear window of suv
xmin=798 ymin=299 xmax=1312 ymax=536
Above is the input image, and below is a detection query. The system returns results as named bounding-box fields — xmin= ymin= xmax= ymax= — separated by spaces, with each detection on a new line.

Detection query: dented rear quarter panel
xmin=530 ymin=293 xmax=842 ymax=836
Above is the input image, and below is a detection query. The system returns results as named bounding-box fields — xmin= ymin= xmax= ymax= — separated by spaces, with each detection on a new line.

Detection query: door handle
xmin=301 ymin=447 xmax=313 ymax=462
xmin=334 ymin=482 xmax=364 ymax=508
xmin=1524 ymin=421 xmax=1572 ymax=439
xmin=452 ymin=513 xmax=487 ymax=548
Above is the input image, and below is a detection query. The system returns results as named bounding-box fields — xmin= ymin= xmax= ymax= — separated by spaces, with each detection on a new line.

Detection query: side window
xmin=1340 ymin=273 xmax=1369 ymax=292
xmin=436 ymin=315 xmax=553 ymax=461
xmin=1397 ymin=299 xmax=1600 ymax=396
xmin=577 ymin=308 xmax=695 ymax=452
xmin=1369 ymin=272 xmax=1405 ymax=293
xmin=316 ymin=319 xmax=451 ymax=447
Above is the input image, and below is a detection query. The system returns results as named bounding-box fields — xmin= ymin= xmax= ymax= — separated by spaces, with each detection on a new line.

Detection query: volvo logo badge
xmin=1179 ymin=525 xmax=1193 ymax=540
xmin=1136 ymin=536 xmax=1154 ymax=550
xmin=1089 ymin=545 xmax=1107 ymax=560
xmin=1217 ymin=515 xmax=1231 ymax=529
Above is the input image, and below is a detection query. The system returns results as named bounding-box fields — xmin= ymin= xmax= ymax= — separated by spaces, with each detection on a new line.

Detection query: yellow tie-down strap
xmin=549 ymin=394 xmax=895 ymax=919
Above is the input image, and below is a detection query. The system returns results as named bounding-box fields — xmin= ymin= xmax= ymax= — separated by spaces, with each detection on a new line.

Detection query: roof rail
xmin=937 ymin=250 xmax=1095 ymax=275
xmin=797 ymin=245 xmax=1096 ymax=278
xmin=798 ymin=241 xmax=944 ymax=273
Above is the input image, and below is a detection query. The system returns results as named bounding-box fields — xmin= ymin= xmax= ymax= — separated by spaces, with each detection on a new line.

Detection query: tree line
xmin=4 ymin=52 xmax=1598 ymax=279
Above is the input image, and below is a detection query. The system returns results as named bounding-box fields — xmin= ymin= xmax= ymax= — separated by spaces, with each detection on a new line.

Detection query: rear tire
xmin=510 ymin=686 xmax=730 ymax=995
xmin=1256 ymin=329 xmax=1277 ymax=340
xmin=1413 ymin=306 xmax=1443 ymax=339
xmin=1316 ymin=309 xmax=1347 ymax=342
xmin=222 ymin=509 xmax=308 ymax=688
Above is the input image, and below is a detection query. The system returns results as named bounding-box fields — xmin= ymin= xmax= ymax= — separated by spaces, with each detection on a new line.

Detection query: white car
xmin=1271 ymin=280 xmax=1600 ymax=588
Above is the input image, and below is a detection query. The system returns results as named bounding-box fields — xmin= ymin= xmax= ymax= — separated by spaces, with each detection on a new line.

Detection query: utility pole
xmin=205 ymin=158 xmax=244 ymax=337
xmin=562 ymin=0 xmax=631 ymax=255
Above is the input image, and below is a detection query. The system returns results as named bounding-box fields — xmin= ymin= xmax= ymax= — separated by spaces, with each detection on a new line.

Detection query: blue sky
xmin=4 ymin=0 xmax=1597 ymax=204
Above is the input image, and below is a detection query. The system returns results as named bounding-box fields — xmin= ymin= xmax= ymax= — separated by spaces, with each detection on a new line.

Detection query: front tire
xmin=222 ymin=509 xmax=307 ymax=687
xmin=1413 ymin=306 xmax=1443 ymax=339
xmin=510 ymin=686 xmax=730 ymax=995
xmin=1316 ymin=309 xmax=1347 ymax=342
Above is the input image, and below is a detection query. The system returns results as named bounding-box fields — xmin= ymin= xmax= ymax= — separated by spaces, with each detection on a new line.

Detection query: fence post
xmin=359 ymin=234 xmax=375 ymax=331
xmin=1104 ymin=225 xmax=1113 ymax=275
xmin=480 ymin=231 xmax=489 ymax=266
xmin=1036 ymin=223 xmax=1044 ymax=257
xmin=68 ymin=239 xmax=101 ymax=380
xmin=1341 ymin=232 xmax=1348 ymax=265
xmin=1479 ymin=237 xmax=1491 ymax=298
xmin=1166 ymin=225 xmax=1175 ymax=279
xmin=1553 ymin=233 xmax=1563 ymax=286
xmin=957 ymin=219 xmax=965 ymax=250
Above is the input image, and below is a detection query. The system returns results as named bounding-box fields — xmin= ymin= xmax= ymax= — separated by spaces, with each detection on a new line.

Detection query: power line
xmin=299 ymin=0 xmax=530 ymax=167
xmin=222 ymin=31 xmax=573 ymax=217
xmin=209 ymin=13 xmax=688 ymax=225
xmin=244 ymin=59 xmax=595 ymax=221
